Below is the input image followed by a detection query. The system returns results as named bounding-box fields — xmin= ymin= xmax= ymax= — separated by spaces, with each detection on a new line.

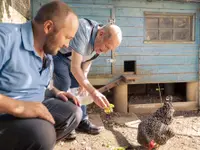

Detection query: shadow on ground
xmin=108 ymin=127 xmax=146 ymax=150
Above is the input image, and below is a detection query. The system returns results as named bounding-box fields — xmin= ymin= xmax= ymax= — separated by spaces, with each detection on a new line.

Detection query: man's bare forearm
xmin=71 ymin=51 xmax=96 ymax=94
xmin=0 ymin=94 xmax=20 ymax=115
xmin=71 ymin=65 xmax=95 ymax=94
xmin=81 ymin=61 xmax=92 ymax=78
xmin=47 ymin=85 xmax=61 ymax=97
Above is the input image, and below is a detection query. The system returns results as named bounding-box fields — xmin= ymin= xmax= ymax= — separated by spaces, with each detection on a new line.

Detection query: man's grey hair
xmin=102 ymin=24 xmax=122 ymax=43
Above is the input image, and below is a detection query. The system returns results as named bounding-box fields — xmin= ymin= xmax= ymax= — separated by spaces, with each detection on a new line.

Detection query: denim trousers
xmin=0 ymin=98 xmax=82 ymax=150
xmin=53 ymin=52 xmax=88 ymax=120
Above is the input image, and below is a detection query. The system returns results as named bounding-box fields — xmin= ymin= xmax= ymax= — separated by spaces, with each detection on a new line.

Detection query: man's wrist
xmin=8 ymin=100 xmax=24 ymax=116
xmin=90 ymin=89 xmax=97 ymax=96
xmin=50 ymin=86 xmax=61 ymax=97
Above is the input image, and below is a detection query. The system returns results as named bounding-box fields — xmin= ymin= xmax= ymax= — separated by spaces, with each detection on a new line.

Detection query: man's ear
xmin=44 ymin=20 xmax=54 ymax=34
xmin=98 ymin=29 xmax=105 ymax=38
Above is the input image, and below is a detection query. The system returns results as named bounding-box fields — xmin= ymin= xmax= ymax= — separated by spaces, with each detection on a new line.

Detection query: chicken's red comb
xmin=148 ymin=140 xmax=155 ymax=150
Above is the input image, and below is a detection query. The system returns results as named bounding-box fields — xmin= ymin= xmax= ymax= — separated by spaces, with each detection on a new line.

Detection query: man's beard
xmin=43 ymin=32 xmax=58 ymax=55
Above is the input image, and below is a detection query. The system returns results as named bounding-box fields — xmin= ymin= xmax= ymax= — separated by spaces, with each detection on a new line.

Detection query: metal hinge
xmin=108 ymin=18 xmax=115 ymax=24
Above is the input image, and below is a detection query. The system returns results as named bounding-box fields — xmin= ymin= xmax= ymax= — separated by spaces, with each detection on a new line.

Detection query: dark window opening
xmin=124 ymin=61 xmax=136 ymax=73
xmin=128 ymin=83 xmax=186 ymax=104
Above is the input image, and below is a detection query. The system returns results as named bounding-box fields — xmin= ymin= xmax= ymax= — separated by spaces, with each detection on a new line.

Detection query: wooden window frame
xmin=144 ymin=12 xmax=195 ymax=44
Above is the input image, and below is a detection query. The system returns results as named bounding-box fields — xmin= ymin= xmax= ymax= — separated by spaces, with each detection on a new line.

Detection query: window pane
xmin=159 ymin=18 xmax=173 ymax=28
xmin=174 ymin=18 xmax=189 ymax=28
xmin=146 ymin=30 xmax=158 ymax=40
xmin=174 ymin=29 xmax=190 ymax=40
xmin=146 ymin=18 xmax=158 ymax=28
xmin=160 ymin=29 xmax=173 ymax=40
xmin=145 ymin=13 xmax=193 ymax=42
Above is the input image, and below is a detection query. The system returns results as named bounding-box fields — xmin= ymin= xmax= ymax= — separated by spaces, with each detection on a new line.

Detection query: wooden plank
xmin=120 ymin=43 xmax=198 ymax=48
xmin=90 ymin=66 xmax=111 ymax=75
xmin=64 ymin=0 xmax=200 ymax=10
xmin=133 ymin=73 xmax=198 ymax=83
xmin=32 ymin=1 xmax=199 ymax=18
xmin=69 ymin=7 xmax=111 ymax=16
xmin=116 ymin=7 xmax=197 ymax=17
xmin=129 ymin=101 xmax=198 ymax=114
xmin=31 ymin=1 xmax=42 ymax=18
xmin=120 ymin=27 xmax=144 ymax=37
xmin=122 ymin=74 xmax=140 ymax=82
xmin=120 ymin=37 xmax=199 ymax=47
xmin=116 ymin=47 xmax=198 ymax=56
xmin=116 ymin=17 xmax=144 ymax=27
xmin=120 ymin=37 xmax=144 ymax=47
xmin=114 ymin=64 xmax=198 ymax=75
xmin=114 ymin=55 xmax=198 ymax=65
xmin=100 ymin=51 xmax=111 ymax=57
xmin=114 ymin=1 xmax=200 ymax=10
xmin=89 ymin=76 xmax=119 ymax=85
xmin=63 ymin=0 xmax=112 ymax=5
xmin=116 ymin=8 xmax=143 ymax=17
xmin=137 ymin=65 xmax=198 ymax=74
xmin=89 ymin=73 xmax=198 ymax=85
xmin=98 ymin=76 xmax=124 ymax=93
xmin=92 ymin=56 xmax=112 ymax=66
xmin=73 ymin=16 xmax=109 ymax=24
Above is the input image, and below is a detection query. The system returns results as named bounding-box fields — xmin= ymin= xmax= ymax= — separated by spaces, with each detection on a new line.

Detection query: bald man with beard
xmin=53 ymin=18 xmax=122 ymax=139
xmin=0 ymin=1 xmax=81 ymax=150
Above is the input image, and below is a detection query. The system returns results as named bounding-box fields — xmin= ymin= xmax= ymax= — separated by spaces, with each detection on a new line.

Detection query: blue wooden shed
xmin=31 ymin=0 xmax=200 ymax=113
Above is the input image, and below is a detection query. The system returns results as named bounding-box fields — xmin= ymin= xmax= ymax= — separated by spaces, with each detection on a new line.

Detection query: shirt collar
xmin=90 ymin=24 xmax=98 ymax=49
xmin=21 ymin=21 xmax=34 ymax=51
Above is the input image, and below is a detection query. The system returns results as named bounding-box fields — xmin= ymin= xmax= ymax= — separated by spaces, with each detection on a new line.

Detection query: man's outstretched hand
xmin=91 ymin=90 xmax=110 ymax=109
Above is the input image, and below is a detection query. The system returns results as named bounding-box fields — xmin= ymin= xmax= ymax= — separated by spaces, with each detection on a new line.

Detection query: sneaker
xmin=64 ymin=130 xmax=76 ymax=140
xmin=76 ymin=119 xmax=100 ymax=135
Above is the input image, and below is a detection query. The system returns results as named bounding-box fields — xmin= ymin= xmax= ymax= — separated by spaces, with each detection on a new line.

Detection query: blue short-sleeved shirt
xmin=60 ymin=18 xmax=99 ymax=61
xmin=0 ymin=21 xmax=53 ymax=102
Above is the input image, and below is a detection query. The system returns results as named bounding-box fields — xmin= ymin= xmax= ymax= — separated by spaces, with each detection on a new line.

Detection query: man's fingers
xmin=69 ymin=94 xmax=80 ymax=106
xmin=38 ymin=109 xmax=55 ymax=124
xmin=102 ymin=97 xmax=110 ymax=108
xmin=63 ymin=92 xmax=80 ymax=106
xmin=58 ymin=94 xmax=69 ymax=102
xmin=42 ymin=106 xmax=55 ymax=124
xmin=45 ymin=113 xmax=55 ymax=124
xmin=42 ymin=113 xmax=55 ymax=124
xmin=97 ymin=98 xmax=107 ymax=109
xmin=73 ymin=97 xmax=80 ymax=107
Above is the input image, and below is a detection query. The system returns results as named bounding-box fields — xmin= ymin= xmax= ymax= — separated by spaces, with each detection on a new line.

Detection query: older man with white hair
xmin=52 ymin=18 xmax=122 ymax=139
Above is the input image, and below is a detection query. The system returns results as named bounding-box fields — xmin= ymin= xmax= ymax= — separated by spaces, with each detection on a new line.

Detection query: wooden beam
xmin=122 ymin=74 xmax=140 ymax=83
xmin=98 ymin=76 xmax=124 ymax=93
xmin=97 ymin=74 xmax=139 ymax=93
xmin=129 ymin=101 xmax=198 ymax=114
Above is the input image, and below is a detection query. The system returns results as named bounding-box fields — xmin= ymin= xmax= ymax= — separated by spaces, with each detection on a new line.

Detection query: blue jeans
xmin=0 ymin=98 xmax=82 ymax=150
xmin=53 ymin=52 xmax=88 ymax=120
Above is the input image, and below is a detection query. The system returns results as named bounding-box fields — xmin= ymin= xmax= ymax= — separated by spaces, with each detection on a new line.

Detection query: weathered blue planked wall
xmin=31 ymin=0 xmax=200 ymax=84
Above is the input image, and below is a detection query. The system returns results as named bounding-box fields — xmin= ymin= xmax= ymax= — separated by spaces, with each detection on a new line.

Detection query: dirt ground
xmin=54 ymin=103 xmax=200 ymax=150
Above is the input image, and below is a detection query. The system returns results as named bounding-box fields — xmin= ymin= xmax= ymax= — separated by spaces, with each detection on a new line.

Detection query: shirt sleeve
xmin=69 ymin=21 xmax=90 ymax=55
xmin=0 ymin=30 xmax=8 ymax=70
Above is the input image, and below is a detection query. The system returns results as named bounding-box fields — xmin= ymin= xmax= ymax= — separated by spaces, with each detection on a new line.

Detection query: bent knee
xmin=74 ymin=106 xmax=82 ymax=126
xmin=24 ymin=119 xmax=56 ymax=150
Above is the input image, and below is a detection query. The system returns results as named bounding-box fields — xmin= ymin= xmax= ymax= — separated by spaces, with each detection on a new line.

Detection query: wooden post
xmin=187 ymin=82 xmax=198 ymax=101
xmin=113 ymin=83 xmax=128 ymax=113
